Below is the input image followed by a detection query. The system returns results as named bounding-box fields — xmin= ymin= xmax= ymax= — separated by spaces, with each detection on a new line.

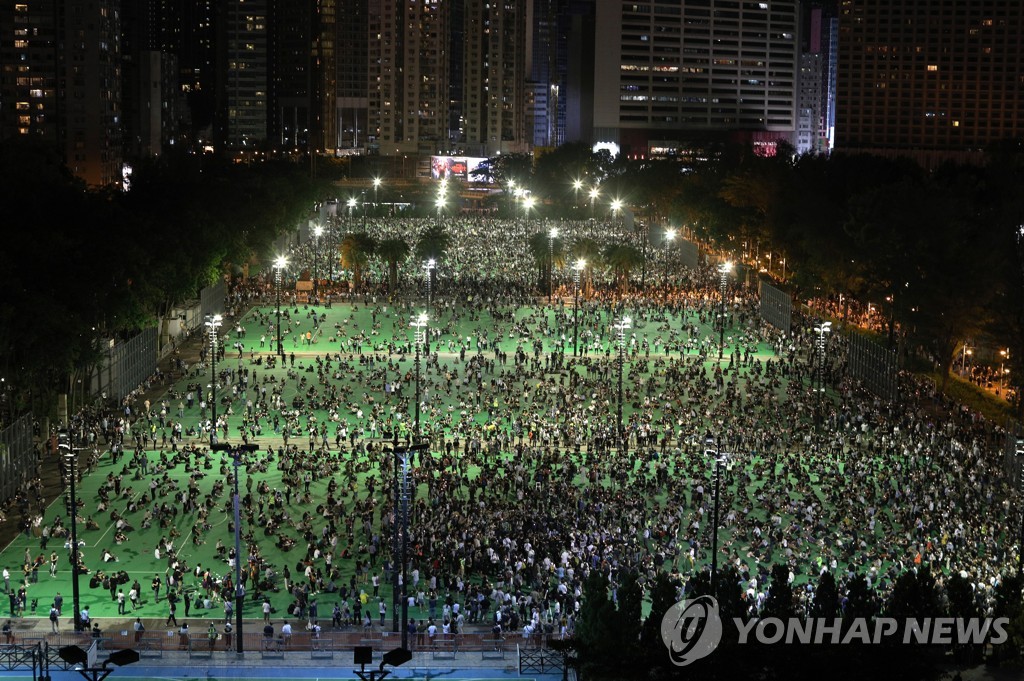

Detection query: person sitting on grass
xmin=102 ymin=548 xmax=118 ymax=563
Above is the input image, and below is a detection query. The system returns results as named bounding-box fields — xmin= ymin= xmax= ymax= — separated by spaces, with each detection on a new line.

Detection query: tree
xmin=842 ymin=573 xmax=878 ymax=625
xmin=376 ymin=237 xmax=410 ymax=293
xmin=414 ymin=223 xmax=451 ymax=263
xmin=810 ymin=571 xmax=839 ymax=619
xmin=611 ymin=570 xmax=643 ymax=666
xmin=340 ymin=232 xmax=378 ymax=291
xmin=761 ymin=563 xmax=795 ymax=620
xmin=885 ymin=568 xmax=942 ymax=621
xmin=641 ymin=571 xmax=681 ymax=666
xmin=602 ymin=243 xmax=644 ymax=294
xmin=575 ymin=570 xmax=617 ymax=675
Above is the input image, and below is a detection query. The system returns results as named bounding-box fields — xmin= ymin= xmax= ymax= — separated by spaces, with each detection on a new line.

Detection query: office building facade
xmin=836 ymin=0 xmax=1024 ymax=167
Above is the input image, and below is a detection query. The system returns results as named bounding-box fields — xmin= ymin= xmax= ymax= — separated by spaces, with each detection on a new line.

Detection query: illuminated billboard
xmin=431 ymin=156 xmax=487 ymax=180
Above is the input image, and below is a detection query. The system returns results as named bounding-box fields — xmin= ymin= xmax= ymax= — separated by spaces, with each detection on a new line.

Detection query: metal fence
xmin=1005 ymin=421 xmax=1023 ymax=486
xmin=200 ymin=280 xmax=226 ymax=320
xmin=678 ymin=240 xmax=699 ymax=270
xmin=759 ymin=281 xmax=792 ymax=331
xmin=847 ymin=331 xmax=898 ymax=401
xmin=0 ymin=414 xmax=35 ymax=505
xmin=97 ymin=327 xmax=159 ymax=403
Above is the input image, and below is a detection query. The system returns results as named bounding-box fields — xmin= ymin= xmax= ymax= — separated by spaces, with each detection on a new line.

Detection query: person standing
xmin=166 ymin=599 xmax=177 ymax=626
xmin=378 ymin=599 xmax=386 ymax=627
xmin=133 ymin=618 xmax=144 ymax=643
xmin=207 ymin=623 xmax=218 ymax=651
xmin=223 ymin=622 xmax=233 ymax=651
xmin=49 ymin=605 xmax=59 ymax=633
xmin=262 ymin=598 xmax=272 ymax=623
xmin=49 ymin=552 xmax=58 ymax=578
xmin=116 ymin=589 xmax=126 ymax=615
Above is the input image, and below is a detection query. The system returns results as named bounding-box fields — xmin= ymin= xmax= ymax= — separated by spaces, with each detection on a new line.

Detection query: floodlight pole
xmin=206 ymin=314 xmax=222 ymax=447
xmin=615 ymin=317 xmax=631 ymax=453
xmin=717 ymin=262 xmax=732 ymax=360
xmin=704 ymin=432 xmax=730 ymax=599
xmin=213 ymin=441 xmax=257 ymax=654
xmin=60 ymin=432 xmax=83 ymax=632
xmin=275 ymin=263 xmax=284 ymax=358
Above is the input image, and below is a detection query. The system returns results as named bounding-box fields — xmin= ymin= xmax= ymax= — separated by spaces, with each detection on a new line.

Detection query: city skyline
xmin=2 ymin=0 xmax=1022 ymax=188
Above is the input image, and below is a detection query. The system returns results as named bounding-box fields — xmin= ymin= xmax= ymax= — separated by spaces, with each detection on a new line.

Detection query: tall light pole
xmin=615 ymin=316 xmax=632 ymax=453
xmin=347 ymin=196 xmax=357 ymax=223
xmin=205 ymin=313 xmax=222 ymax=447
xmin=703 ymin=432 xmax=730 ymax=599
xmin=274 ymin=256 xmax=288 ymax=358
xmin=717 ymin=261 xmax=733 ymax=360
xmin=548 ymin=225 xmax=558 ymax=301
xmin=814 ymin=321 xmax=832 ymax=399
xmin=212 ymin=442 xmax=258 ymax=655
xmin=611 ymin=198 xmax=622 ymax=227
xmin=373 ymin=177 xmax=382 ymax=207
xmin=58 ymin=431 xmax=83 ymax=631
xmin=423 ymin=259 xmax=435 ymax=353
xmin=663 ymin=228 xmax=676 ymax=288
xmin=573 ymin=259 xmax=586 ymax=357
xmin=589 ymin=187 xmax=600 ymax=219
xmin=572 ymin=179 xmax=582 ymax=211
xmin=412 ymin=312 xmax=428 ymax=438
xmin=312 ymin=225 xmax=324 ymax=297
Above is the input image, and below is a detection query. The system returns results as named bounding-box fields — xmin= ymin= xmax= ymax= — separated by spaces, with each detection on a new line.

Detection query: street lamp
xmin=814 ymin=321 xmax=832 ymax=398
xmin=347 ymin=196 xmax=357 ymax=220
xmin=573 ymin=259 xmax=586 ymax=357
xmin=548 ymin=226 xmax=558 ymax=301
xmin=1001 ymin=349 xmax=1011 ymax=394
xmin=411 ymin=312 xmax=428 ymax=438
xmin=614 ymin=316 xmax=632 ymax=453
xmin=703 ymin=432 xmax=731 ymax=599
xmin=663 ymin=228 xmax=677 ymax=288
xmin=205 ymin=313 xmax=222 ymax=447
xmin=373 ymin=177 xmax=382 ymax=206
xmin=211 ymin=442 xmax=258 ymax=655
xmin=435 ymin=195 xmax=445 ymax=229
xmin=961 ymin=342 xmax=973 ymax=375
xmin=572 ymin=179 xmax=583 ymax=209
xmin=589 ymin=187 xmax=600 ymax=218
xmin=312 ymin=225 xmax=324 ymax=297
xmin=718 ymin=261 xmax=733 ymax=360
xmin=57 ymin=431 xmax=84 ymax=631
xmin=273 ymin=256 xmax=288 ymax=358
xmin=610 ymin=198 xmax=623 ymax=225
xmin=423 ymin=259 xmax=435 ymax=353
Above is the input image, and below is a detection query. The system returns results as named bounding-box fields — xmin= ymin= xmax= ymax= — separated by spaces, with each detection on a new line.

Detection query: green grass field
xmin=1 ymin=301 xmax=820 ymax=624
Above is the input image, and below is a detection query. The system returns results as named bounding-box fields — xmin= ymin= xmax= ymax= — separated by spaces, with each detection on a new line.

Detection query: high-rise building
xmin=590 ymin=0 xmax=800 ymax=158
xmin=836 ymin=0 xmax=1024 ymax=167
xmin=336 ymin=0 xmax=368 ymax=150
xmin=0 ymin=0 xmax=123 ymax=187
xmin=224 ymin=0 xmax=268 ymax=148
xmin=268 ymin=0 xmax=312 ymax=150
xmin=463 ymin=0 xmax=529 ymax=157
xmin=368 ymin=0 xmax=449 ymax=155
xmin=796 ymin=3 xmax=837 ymax=155
xmin=366 ymin=0 xmax=530 ymax=157
xmin=529 ymin=0 xmax=565 ymax=149
xmin=122 ymin=0 xmax=180 ymax=158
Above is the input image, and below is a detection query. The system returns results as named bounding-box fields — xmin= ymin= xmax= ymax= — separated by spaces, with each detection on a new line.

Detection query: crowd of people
xmin=11 ymin=214 xmax=1020 ymax=640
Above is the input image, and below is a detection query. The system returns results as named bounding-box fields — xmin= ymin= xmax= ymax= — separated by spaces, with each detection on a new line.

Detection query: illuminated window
xmin=927 ymin=64 xmax=938 ymax=71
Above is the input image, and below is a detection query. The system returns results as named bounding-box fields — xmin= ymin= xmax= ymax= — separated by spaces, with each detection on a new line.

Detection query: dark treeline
xmin=0 ymin=139 xmax=333 ymax=417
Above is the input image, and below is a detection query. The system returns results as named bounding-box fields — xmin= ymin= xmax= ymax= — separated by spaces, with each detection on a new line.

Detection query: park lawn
xmin=0 ymin=303 xmax=814 ymax=624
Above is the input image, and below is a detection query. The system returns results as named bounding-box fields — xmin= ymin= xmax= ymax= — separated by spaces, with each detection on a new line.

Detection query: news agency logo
xmin=660 ymin=595 xmax=723 ymax=666
xmin=660 ymin=594 xmax=1009 ymax=665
